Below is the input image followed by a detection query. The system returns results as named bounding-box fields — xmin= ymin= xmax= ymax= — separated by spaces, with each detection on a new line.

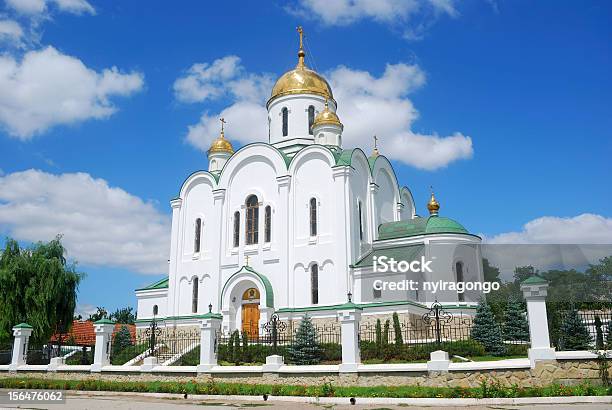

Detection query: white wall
xmin=268 ymin=94 xmax=329 ymax=145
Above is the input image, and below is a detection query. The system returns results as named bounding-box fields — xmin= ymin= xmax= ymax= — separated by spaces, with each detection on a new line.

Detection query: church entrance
xmin=241 ymin=288 xmax=260 ymax=338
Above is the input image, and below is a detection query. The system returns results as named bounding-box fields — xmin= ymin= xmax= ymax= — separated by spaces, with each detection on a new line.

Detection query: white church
xmin=136 ymin=29 xmax=483 ymax=335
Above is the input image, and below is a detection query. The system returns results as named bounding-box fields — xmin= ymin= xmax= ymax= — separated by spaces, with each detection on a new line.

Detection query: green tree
xmin=471 ymin=299 xmax=505 ymax=356
xmin=482 ymin=258 xmax=501 ymax=283
xmin=288 ymin=315 xmax=322 ymax=365
xmin=606 ymin=322 xmax=612 ymax=349
xmin=558 ymin=309 xmax=592 ymax=350
xmin=502 ymin=297 xmax=529 ymax=342
xmin=112 ymin=325 xmax=133 ymax=356
xmin=383 ymin=319 xmax=390 ymax=347
xmin=109 ymin=307 xmax=135 ymax=324
xmin=88 ymin=307 xmax=108 ymax=322
xmin=375 ymin=319 xmax=382 ymax=356
xmin=0 ymin=237 xmax=83 ymax=344
xmin=392 ymin=312 xmax=403 ymax=347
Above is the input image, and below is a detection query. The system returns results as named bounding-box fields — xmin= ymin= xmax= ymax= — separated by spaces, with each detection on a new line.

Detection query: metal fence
xmin=553 ymin=309 xmax=611 ymax=351
xmin=26 ymin=342 xmax=61 ymax=365
xmin=0 ymin=343 xmax=11 ymax=365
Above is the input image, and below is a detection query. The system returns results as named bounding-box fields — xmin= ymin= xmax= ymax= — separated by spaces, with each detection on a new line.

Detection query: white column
xmin=368 ymin=182 xmax=379 ymax=242
xmin=521 ymin=278 xmax=556 ymax=367
xmin=197 ymin=312 xmax=223 ymax=373
xmin=338 ymin=300 xmax=362 ymax=373
xmin=9 ymin=323 xmax=33 ymax=371
xmin=167 ymin=198 xmax=182 ymax=318
xmin=91 ymin=319 xmax=115 ymax=372
xmin=332 ymin=167 xmax=351 ymax=300
xmin=212 ymin=189 xmax=226 ymax=311
xmin=276 ymin=175 xmax=291 ymax=307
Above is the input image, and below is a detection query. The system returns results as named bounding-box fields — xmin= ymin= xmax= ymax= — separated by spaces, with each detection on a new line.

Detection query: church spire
xmin=296 ymin=26 xmax=306 ymax=69
xmin=372 ymin=135 xmax=380 ymax=157
xmin=427 ymin=186 xmax=440 ymax=216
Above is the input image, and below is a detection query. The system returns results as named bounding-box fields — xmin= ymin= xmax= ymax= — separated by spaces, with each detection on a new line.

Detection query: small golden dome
xmin=313 ymin=100 xmax=343 ymax=129
xmin=268 ymin=27 xmax=334 ymax=106
xmin=208 ymin=118 xmax=234 ymax=155
xmin=427 ymin=190 xmax=440 ymax=215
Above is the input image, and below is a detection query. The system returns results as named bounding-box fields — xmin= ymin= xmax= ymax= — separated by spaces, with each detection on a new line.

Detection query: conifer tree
xmin=606 ymin=321 xmax=612 ymax=349
xmin=502 ymin=298 xmax=530 ymax=342
xmin=471 ymin=299 xmax=505 ymax=356
xmin=288 ymin=315 xmax=322 ymax=365
xmin=375 ymin=319 xmax=382 ymax=356
xmin=112 ymin=325 xmax=133 ymax=356
xmin=392 ymin=312 xmax=403 ymax=346
xmin=383 ymin=320 xmax=390 ymax=347
xmin=558 ymin=309 xmax=592 ymax=351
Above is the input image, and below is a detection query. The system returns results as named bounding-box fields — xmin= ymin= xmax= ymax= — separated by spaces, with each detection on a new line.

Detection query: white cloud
xmin=75 ymin=303 xmax=97 ymax=319
xmin=0 ymin=19 xmax=23 ymax=44
xmin=0 ymin=46 xmax=144 ymax=139
xmin=289 ymin=0 xmax=457 ymax=39
xmin=178 ymin=56 xmax=472 ymax=170
xmin=485 ymin=214 xmax=612 ymax=245
xmin=0 ymin=169 xmax=170 ymax=274
xmin=5 ymin=0 xmax=94 ymax=16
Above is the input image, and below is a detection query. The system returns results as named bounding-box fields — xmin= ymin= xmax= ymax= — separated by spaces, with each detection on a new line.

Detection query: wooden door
xmin=241 ymin=303 xmax=260 ymax=338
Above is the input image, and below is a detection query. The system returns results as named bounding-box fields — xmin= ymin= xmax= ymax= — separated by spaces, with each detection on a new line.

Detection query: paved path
xmin=1 ymin=393 xmax=611 ymax=410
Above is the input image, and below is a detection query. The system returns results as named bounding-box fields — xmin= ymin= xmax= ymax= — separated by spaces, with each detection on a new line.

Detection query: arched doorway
xmin=241 ymin=288 xmax=260 ymax=338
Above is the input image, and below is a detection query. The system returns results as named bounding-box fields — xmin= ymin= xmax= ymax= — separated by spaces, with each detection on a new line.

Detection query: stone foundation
xmin=1 ymin=359 xmax=606 ymax=388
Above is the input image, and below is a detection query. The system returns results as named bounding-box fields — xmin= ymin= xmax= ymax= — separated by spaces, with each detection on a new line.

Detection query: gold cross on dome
xmin=220 ymin=117 xmax=226 ymax=133
xmin=373 ymin=135 xmax=378 ymax=149
xmin=297 ymin=26 xmax=304 ymax=49
xmin=245 ymin=255 xmax=250 ymax=267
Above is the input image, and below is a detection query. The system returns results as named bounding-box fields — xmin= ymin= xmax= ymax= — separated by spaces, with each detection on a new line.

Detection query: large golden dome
xmin=268 ymin=28 xmax=334 ymax=106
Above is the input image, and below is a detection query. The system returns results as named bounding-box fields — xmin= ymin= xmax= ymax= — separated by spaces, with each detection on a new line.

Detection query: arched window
xmin=153 ymin=305 xmax=158 ymax=316
xmin=358 ymin=201 xmax=364 ymax=241
xmin=192 ymin=277 xmax=199 ymax=313
xmin=311 ymin=264 xmax=319 ymax=304
xmin=456 ymin=261 xmax=465 ymax=302
xmin=233 ymin=211 xmax=240 ymax=247
xmin=281 ymin=107 xmax=288 ymax=137
xmin=308 ymin=105 xmax=315 ymax=135
xmin=373 ymin=287 xmax=381 ymax=299
xmin=309 ymin=198 xmax=317 ymax=237
xmin=246 ymin=195 xmax=259 ymax=245
xmin=264 ymin=205 xmax=272 ymax=243
xmin=194 ymin=218 xmax=202 ymax=253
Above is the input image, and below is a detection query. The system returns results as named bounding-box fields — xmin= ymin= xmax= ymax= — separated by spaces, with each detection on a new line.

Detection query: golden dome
xmin=208 ymin=118 xmax=234 ymax=155
xmin=268 ymin=27 xmax=334 ymax=106
xmin=427 ymin=190 xmax=440 ymax=215
xmin=313 ymin=100 xmax=343 ymax=129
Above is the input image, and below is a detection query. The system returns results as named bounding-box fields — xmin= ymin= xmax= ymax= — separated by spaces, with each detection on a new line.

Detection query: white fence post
xmin=337 ymin=294 xmax=362 ymax=373
xmin=521 ymin=276 xmax=556 ymax=367
xmin=9 ymin=323 xmax=33 ymax=371
xmin=197 ymin=306 xmax=222 ymax=373
xmin=91 ymin=319 xmax=115 ymax=372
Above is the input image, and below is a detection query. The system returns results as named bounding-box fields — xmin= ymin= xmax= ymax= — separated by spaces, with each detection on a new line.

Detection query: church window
xmin=308 ymin=105 xmax=315 ymax=135
xmin=373 ymin=287 xmax=381 ymax=299
xmin=153 ymin=305 xmax=158 ymax=316
xmin=358 ymin=202 xmax=364 ymax=241
xmin=233 ymin=211 xmax=240 ymax=247
xmin=309 ymin=198 xmax=317 ymax=237
xmin=246 ymin=195 xmax=259 ymax=245
xmin=282 ymin=107 xmax=288 ymax=136
xmin=194 ymin=218 xmax=202 ymax=253
xmin=264 ymin=205 xmax=272 ymax=243
xmin=311 ymin=264 xmax=319 ymax=304
xmin=456 ymin=261 xmax=465 ymax=302
xmin=192 ymin=277 xmax=199 ymax=313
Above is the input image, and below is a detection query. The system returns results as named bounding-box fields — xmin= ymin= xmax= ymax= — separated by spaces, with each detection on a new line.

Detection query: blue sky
xmin=0 ymin=0 xmax=610 ymax=316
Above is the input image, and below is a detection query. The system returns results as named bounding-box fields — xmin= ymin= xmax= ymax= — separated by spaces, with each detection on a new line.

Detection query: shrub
xmin=558 ymin=309 xmax=592 ymax=350
xmin=471 ymin=299 xmax=506 ymax=356
xmin=502 ymin=298 xmax=529 ymax=342
xmin=392 ymin=312 xmax=403 ymax=347
xmin=287 ymin=315 xmax=322 ymax=365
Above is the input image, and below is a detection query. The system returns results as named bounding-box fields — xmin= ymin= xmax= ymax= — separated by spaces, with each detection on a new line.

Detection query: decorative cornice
xmin=170 ymin=198 xmax=183 ymax=209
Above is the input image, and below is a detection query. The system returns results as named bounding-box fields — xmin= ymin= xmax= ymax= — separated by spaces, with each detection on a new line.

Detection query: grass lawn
xmin=0 ymin=377 xmax=609 ymax=398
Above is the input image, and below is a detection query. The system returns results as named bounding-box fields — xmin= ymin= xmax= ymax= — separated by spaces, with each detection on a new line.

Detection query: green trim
xmin=94 ymin=319 xmax=115 ymax=325
xmin=136 ymin=314 xmax=219 ymax=323
xmin=277 ymin=299 xmax=432 ymax=313
xmin=353 ymin=243 xmax=424 ymax=268
xmin=135 ymin=277 xmax=169 ymax=291
xmin=201 ymin=312 xmax=223 ymax=320
xmin=378 ymin=216 xmax=470 ymax=240
xmin=521 ymin=275 xmax=548 ymax=285
xmin=220 ymin=266 xmax=274 ymax=308
xmin=13 ymin=323 xmax=33 ymax=329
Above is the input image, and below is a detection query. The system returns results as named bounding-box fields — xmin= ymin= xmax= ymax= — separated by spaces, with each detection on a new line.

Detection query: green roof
xmin=136 ymin=277 xmax=169 ymax=291
xmin=13 ymin=323 xmax=33 ymax=329
xmin=94 ymin=318 xmax=115 ymax=325
xmin=353 ymin=243 xmax=424 ymax=268
xmin=521 ymin=275 xmax=548 ymax=285
xmin=378 ymin=216 xmax=469 ymax=240
xmin=221 ymin=266 xmax=275 ymax=308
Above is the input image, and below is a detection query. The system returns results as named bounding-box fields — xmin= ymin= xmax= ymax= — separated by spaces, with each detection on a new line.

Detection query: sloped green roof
xmin=136 ymin=277 xmax=169 ymax=291
xmin=221 ymin=266 xmax=275 ymax=308
xmin=521 ymin=275 xmax=548 ymax=285
xmin=378 ymin=216 xmax=469 ymax=240
xmin=353 ymin=243 xmax=424 ymax=268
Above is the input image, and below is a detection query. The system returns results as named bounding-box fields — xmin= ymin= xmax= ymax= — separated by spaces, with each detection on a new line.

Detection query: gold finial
xmin=296 ymin=26 xmax=306 ymax=68
xmin=245 ymin=255 xmax=250 ymax=267
xmin=427 ymin=186 xmax=440 ymax=216
xmin=208 ymin=117 xmax=234 ymax=155
xmin=372 ymin=135 xmax=380 ymax=157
